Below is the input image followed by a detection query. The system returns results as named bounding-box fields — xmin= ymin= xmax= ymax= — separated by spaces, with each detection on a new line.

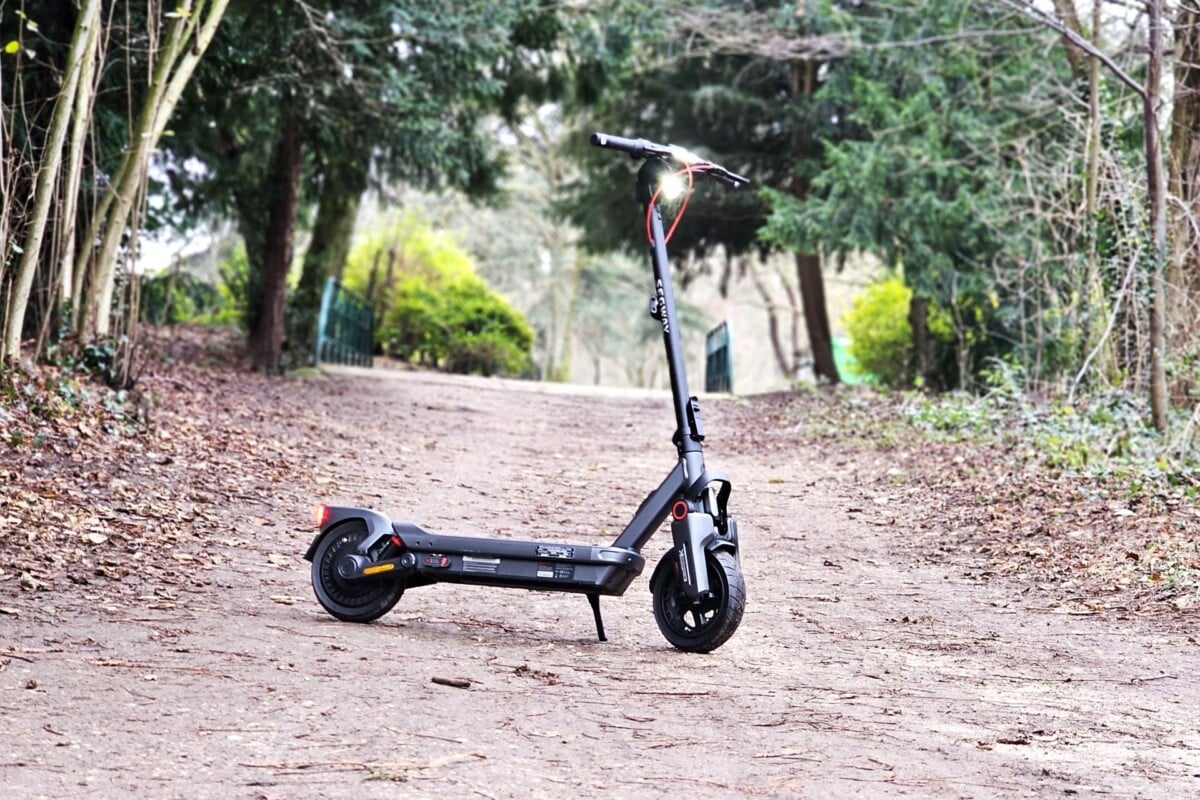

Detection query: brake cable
xmin=645 ymin=162 xmax=717 ymax=246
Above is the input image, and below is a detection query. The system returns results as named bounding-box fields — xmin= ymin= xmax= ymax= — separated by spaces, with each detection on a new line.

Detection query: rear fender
xmin=303 ymin=506 xmax=395 ymax=561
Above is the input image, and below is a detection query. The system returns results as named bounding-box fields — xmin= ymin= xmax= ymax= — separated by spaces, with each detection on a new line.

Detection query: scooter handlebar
xmin=590 ymin=132 xmax=661 ymax=158
xmin=590 ymin=132 xmax=749 ymax=188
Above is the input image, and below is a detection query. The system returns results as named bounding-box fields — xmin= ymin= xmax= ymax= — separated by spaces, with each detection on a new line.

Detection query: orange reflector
xmin=362 ymin=563 xmax=396 ymax=576
xmin=312 ymin=504 xmax=330 ymax=528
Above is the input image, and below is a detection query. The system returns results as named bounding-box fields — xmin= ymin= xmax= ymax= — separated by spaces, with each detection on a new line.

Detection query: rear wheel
xmin=311 ymin=520 xmax=405 ymax=622
xmin=651 ymin=549 xmax=745 ymax=652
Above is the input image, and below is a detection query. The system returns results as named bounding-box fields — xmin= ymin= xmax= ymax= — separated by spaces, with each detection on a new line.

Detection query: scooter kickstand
xmin=586 ymin=593 xmax=607 ymax=642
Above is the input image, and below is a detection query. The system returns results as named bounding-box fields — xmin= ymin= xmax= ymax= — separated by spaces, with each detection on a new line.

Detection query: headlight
xmin=659 ymin=173 xmax=687 ymax=201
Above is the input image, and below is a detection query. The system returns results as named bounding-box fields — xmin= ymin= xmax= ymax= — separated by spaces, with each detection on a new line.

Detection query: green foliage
xmin=157 ymin=1 xmax=563 ymax=370
xmin=343 ymin=214 xmax=475 ymax=299
xmin=216 ymin=243 xmax=253 ymax=330
xmin=564 ymin=1 xmax=835 ymax=260
xmin=139 ymin=271 xmax=229 ymax=326
xmin=903 ymin=364 xmax=1191 ymax=480
xmin=843 ymin=277 xmax=912 ymax=386
xmin=168 ymin=0 xmax=561 ymax=220
xmin=379 ymin=275 xmax=533 ymax=377
xmin=351 ymin=212 xmax=533 ymax=377
xmin=762 ymin=0 xmax=1084 ymax=391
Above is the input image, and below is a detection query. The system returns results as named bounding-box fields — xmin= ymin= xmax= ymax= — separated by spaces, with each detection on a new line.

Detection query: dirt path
xmin=3 ymin=366 xmax=1198 ymax=798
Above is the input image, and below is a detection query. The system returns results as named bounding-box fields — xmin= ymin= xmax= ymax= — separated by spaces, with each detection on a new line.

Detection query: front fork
xmin=669 ymin=480 xmax=738 ymax=602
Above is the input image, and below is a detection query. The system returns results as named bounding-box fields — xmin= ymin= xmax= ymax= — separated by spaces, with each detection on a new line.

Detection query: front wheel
xmin=651 ymin=549 xmax=745 ymax=652
xmin=311 ymin=520 xmax=405 ymax=622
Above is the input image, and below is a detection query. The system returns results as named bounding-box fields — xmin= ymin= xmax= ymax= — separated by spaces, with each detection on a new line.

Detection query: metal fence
xmin=705 ymin=320 xmax=732 ymax=393
xmin=315 ymin=277 xmax=373 ymax=367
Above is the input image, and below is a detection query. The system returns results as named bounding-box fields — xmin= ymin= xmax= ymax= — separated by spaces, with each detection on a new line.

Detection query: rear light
xmin=312 ymin=504 xmax=330 ymax=528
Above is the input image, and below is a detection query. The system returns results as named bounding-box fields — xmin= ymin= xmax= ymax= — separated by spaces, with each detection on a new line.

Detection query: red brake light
xmin=313 ymin=504 xmax=330 ymax=528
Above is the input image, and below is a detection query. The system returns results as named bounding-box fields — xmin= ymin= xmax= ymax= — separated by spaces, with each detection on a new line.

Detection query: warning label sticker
xmin=536 ymin=561 xmax=575 ymax=580
xmin=462 ymin=556 xmax=501 ymax=575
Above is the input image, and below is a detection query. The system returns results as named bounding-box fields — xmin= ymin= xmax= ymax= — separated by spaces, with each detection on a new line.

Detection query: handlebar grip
xmin=590 ymin=132 xmax=651 ymax=157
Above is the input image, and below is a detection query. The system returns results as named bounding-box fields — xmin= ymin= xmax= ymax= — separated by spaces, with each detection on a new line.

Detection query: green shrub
xmin=139 ymin=271 xmax=227 ymax=325
xmin=342 ymin=212 xmax=476 ymax=323
xmin=844 ymin=276 xmax=913 ymax=386
xmin=379 ymin=274 xmax=532 ymax=377
xmin=348 ymin=211 xmax=533 ymax=377
xmin=382 ymin=276 xmax=447 ymax=365
xmin=216 ymin=243 xmax=252 ymax=330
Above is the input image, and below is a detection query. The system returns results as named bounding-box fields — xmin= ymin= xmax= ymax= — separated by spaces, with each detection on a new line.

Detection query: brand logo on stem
xmin=655 ymin=279 xmax=670 ymax=333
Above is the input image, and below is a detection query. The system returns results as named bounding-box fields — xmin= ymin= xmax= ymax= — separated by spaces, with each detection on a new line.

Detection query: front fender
xmin=648 ymin=517 xmax=739 ymax=594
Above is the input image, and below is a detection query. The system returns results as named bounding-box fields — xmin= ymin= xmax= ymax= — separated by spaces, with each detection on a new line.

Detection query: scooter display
xmin=303 ymin=132 xmax=749 ymax=652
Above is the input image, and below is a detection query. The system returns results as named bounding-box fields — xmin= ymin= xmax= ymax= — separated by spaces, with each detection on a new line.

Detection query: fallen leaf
xmin=19 ymin=572 xmax=45 ymax=591
xmin=1171 ymin=595 xmax=1196 ymax=611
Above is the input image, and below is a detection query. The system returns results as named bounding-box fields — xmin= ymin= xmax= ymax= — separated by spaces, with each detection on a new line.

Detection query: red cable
xmin=645 ymin=163 xmax=710 ymax=245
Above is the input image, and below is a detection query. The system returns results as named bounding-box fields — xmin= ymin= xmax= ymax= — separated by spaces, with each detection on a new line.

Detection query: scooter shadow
xmin=308 ymin=609 xmax=621 ymax=649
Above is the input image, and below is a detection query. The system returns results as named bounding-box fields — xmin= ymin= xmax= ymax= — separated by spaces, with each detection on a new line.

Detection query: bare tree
xmin=1002 ymin=0 xmax=1171 ymax=430
xmin=75 ymin=0 xmax=229 ymax=342
xmin=2 ymin=0 xmax=100 ymax=362
xmin=1168 ymin=1 xmax=1200 ymax=384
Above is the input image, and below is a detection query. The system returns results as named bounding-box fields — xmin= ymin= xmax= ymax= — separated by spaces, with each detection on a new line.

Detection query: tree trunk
xmin=1169 ymin=1 xmax=1200 ymax=377
xmin=2 ymin=0 xmax=98 ymax=361
xmin=788 ymin=59 xmax=840 ymax=385
xmin=909 ymin=295 xmax=931 ymax=387
xmin=1146 ymin=0 xmax=1169 ymax=431
xmin=248 ymin=117 xmax=304 ymax=373
xmin=745 ymin=257 xmax=792 ymax=379
xmin=59 ymin=7 xmax=102 ymax=313
xmin=1050 ymin=0 xmax=1087 ymax=79
xmin=796 ymin=252 xmax=838 ymax=383
xmin=1080 ymin=0 xmax=1116 ymax=386
xmin=77 ymin=0 xmax=229 ymax=340
xmin=292 ymin=162 xmax=367 ymax=363
xmin=551 ymin=250 xmax=586 ymax=382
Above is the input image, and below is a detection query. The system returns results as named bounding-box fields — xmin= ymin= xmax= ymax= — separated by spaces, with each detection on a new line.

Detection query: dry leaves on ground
xmin=2 ymin=326 xmax=1197 ymax=623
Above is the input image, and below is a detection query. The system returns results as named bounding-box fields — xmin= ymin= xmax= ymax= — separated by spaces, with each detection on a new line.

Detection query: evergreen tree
xmin=167 ymin=1 xmax=545 ymax=371
xmin=764 ymin=0 xmax=1083 ymax=389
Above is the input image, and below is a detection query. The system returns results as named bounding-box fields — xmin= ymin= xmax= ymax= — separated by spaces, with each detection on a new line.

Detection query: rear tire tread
xmin=311 ymin=521 xmax=405 ymax=623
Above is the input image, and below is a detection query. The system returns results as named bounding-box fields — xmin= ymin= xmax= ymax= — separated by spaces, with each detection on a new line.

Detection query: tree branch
xmin=996 ymin=0 xmax=1147 ymax=100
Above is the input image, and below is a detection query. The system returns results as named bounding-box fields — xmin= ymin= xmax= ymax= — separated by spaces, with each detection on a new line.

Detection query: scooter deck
xmin=392 ymin=521 xmax=646 ymax=595
xmin=304 ymin=507 xmax=648 ymax=597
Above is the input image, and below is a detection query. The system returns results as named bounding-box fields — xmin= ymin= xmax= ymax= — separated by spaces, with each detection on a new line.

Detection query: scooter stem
xmin=639 ymin=159 xmax=702 ymax=456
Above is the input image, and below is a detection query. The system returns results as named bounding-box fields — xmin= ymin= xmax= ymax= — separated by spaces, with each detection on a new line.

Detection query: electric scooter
xmin=303 ymin=132 xmax=749 ymax=652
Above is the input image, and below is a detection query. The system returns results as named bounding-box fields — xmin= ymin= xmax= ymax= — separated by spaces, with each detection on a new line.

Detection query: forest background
xmin=3 ymin=0 xmax=1200 ymax=472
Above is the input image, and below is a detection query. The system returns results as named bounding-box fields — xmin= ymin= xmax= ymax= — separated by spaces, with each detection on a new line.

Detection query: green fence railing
xmin=315 ymin=277 xmax=373 ymax=367
xmin=705 ymin=320 xmax=732 ymax=393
